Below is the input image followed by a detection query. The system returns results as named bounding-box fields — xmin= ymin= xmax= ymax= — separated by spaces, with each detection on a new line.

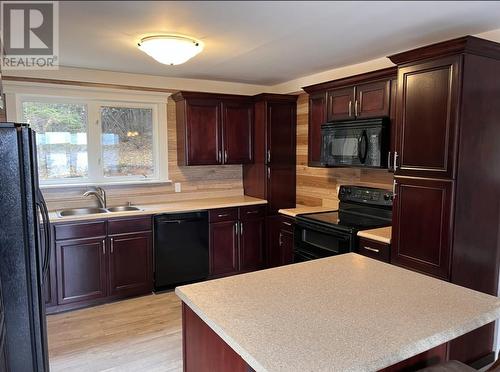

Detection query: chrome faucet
xmin=83 ymin=187 xmax=107 ymax=208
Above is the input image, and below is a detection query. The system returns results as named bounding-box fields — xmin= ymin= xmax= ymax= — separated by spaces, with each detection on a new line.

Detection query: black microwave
xmin=320 ymin=118 xmax=389 ymax=168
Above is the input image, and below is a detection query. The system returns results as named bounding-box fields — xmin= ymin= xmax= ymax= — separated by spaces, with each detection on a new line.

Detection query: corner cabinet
xmin=243 ymin=94 xmax=297 ymax=216
xmin=303 ymin=67 xmax=397 ymax=166
xmin=173 ymin=91 xmax=253 ymax=166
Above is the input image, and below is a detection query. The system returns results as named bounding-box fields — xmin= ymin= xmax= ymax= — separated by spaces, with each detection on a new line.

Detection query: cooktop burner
xmin=297 ymin=210 xmax=391 ymax=232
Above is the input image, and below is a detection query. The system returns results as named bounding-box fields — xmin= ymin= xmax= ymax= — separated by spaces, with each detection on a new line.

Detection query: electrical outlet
xmin=174 ymin=183 xmax=181 ymax=193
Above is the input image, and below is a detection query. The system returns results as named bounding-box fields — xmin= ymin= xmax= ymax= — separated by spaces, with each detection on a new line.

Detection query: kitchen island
xmin=175 ymin=253 xmax=500 ymax=372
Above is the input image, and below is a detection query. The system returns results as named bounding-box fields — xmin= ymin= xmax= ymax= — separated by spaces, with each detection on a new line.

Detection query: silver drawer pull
xmin=218 ymin=213 xmax=230 ymax=218
xmin=363 ymin=246 xmax=380 ymax=253
xmin=247 ymin=210 xmax=259 ymax=214
xmin=282 ymin=221 xmax=292 ymax=226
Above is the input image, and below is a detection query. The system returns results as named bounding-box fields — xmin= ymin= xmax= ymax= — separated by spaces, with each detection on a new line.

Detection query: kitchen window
xmin=17 ymin=91 xmax=168 ymax=186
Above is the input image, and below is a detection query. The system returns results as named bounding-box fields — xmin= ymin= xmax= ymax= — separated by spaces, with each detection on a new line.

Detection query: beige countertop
xmin=49 ymin=195 xmax=267 ymax=223
xmin=278 ymin=204 xmax=336 ymax=217
xmin=357 ymin=226 xmax=392 ymax=244
xmin=176 ymin=253 xmax=500 ymax=372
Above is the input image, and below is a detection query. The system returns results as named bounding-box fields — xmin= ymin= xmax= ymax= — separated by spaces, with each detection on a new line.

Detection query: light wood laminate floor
xmin=47 ymin=292 xmax=183 ymax=372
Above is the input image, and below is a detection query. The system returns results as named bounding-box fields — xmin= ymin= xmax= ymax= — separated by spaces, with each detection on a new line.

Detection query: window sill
xmin=40 ymin=180 xmax=173 ymax=190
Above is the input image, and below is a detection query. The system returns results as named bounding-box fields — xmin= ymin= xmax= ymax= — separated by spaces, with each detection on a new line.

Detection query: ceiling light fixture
xmin=137 ymin=35 xmax=204 ymax=65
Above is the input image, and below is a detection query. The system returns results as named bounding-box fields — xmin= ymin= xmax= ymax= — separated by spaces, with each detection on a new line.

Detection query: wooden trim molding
xmin=2 ymin=75 xmax=176 ymax=94
xmin=302 ymin=67 xmax=397 ymax=93
xmin=388 ymin=35 xmax=500 ymax=65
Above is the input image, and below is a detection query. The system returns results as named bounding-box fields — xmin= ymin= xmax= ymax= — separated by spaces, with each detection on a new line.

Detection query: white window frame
xmin=5 ymin=83 xmax=170 ymax=187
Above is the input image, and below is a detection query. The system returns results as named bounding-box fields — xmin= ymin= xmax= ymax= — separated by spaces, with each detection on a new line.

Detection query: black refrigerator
xmin=0 ymin=123 xmax=50 ymax=371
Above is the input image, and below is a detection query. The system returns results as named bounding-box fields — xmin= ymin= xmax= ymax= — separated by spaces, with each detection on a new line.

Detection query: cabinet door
xmin=355 ymin=80 xmax=390 ymax=119
xmin=308 ymin=92 xmax=327 ymax=166
xmin=239 ymin=218 xmax=265 ymax=272
xmin=267 ymin=101 xmax=296 ymax=166
xmin=209 ymin=221 xmax=239 ymax=277
xmin=222 ymin=101 xmax=253 ymax=164
xmin=185 ymin=99 xmax=221 ymax=165
xmin=326 ymin=86 xmax=355 ymax=121
xmin=267 ymin=216 xmax=294 ymax=268
xmin=109 ymin=232 xmax=152 ymax=297
xmin=395 ymin=56 xmax=461 ymax=178
xmin=267 ymin=165 xmax=296 ymax=215
xmin=391 ymin=177 xmax=454 ymax=280
xmin=56 ymin=237 xmax=107 ymax=305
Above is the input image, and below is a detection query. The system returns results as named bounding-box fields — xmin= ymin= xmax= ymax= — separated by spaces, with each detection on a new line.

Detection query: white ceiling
xmin=59 ymin=1 xmax=500 ymax=85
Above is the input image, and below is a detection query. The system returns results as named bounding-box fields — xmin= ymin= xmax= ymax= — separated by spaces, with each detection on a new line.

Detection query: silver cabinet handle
xmin=279 ymin=232 xmax=283 ymax=246
xmin=363 ymin=246 xmax=380 ymax=253
xmin=348 ymin=100 xmax=352 ymax=117
xmin=102 ymin=240 xmax=106 ymax=255
xmin=267 ymin=149 xmax=271 ymax=164
xmin=218 ymin=150 xmax=222 ymax=164
xmin=234 ymin=222 xmax=239 ymax=236
xmin=247 ymin=210 xmax=259 ymax=215
xmin=387 ymin=151 xmax=392 ymax=171
xmin=224 ymin=149 xmax=228 ymax=163
xmin=218 ymin=213 xmax=229 ymax=218
xmin=354 ymin=99 xmax=359 ymax=117
xmin=393 ymin=151 xmax=399 ymax=171
xmin=267 ymin=167 xmax=271 ymax=180
xmin=282 ymin=221 xmax=292 ymax=226
xmin=110 ymin=237 xmax=114 ymax=254
xmin=240 ymin=222 xmax=243 ymax=235
xmin=393 ymin=180 xmax=397 ymax=198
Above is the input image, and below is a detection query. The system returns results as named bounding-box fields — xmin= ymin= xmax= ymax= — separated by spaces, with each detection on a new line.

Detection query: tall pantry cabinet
xmin=388 ymin=36 xmax=500 ymax=366
xmin=243 ymin=94 xmax=298 ymax=265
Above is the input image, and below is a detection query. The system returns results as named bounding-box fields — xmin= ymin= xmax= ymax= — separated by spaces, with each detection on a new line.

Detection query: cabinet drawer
xmin=108 ymin=216 xmax=152 ymax=235
xmin=209 ymin=208 xmax=238 ymax=223
xmin=239 ymin=205 xmax=266 ymax=220
xmin=358 ymin=237 xmax=390 ymax=263
xmin=54 ymin=221 xmax=106 ymax=241
xmin=280 ymin=215 xmax=295 ymax=233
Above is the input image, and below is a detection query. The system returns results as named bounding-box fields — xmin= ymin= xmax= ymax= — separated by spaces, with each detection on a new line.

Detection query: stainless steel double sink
xmin=57 ymin=206 xmax=142 ymax=217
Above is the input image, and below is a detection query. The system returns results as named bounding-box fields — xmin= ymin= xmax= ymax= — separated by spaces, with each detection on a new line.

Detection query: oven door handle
xmin=357 ymin=130 xmax=368 ymax=164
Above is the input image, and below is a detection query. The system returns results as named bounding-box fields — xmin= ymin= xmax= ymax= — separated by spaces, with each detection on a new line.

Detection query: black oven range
xmin=294 ymin=185 xmax=393 ymax=262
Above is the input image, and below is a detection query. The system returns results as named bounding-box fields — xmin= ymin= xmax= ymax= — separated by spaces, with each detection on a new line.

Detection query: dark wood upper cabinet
xmin=391 ymin=177 xmax=453 ymax=280
xmin=394 ymin=56 xmax=461 ymax=179
xmin=182 ymin=98 xmax=221 ymax=166
xmin=303 ymin=67 xmax=397 ymax=168
xmin=108 ymin=231 xmax=152 ymax=297
xmin=56 ymin=237 xmax=107 ymax=305
xmin=222 ymin=101 xmax=253 ymax=164
xmin=209 ymin=220 xmax=239 ymax=277
xmin=308 ymin=92 xmax=326 ymax=166
xmin=173 ymin=91 xmax=254 ymax=166
xmin=267 ymin=101 xmax=296 ymax=166
xmin=356 ymin=80 xmax=390 ymax=119
xmin=326 ymin=86 xmax=355 ymax=121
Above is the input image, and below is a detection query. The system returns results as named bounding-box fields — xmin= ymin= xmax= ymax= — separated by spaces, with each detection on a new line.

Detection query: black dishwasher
xmin=154 ymin=211 xmax=209 ymax=291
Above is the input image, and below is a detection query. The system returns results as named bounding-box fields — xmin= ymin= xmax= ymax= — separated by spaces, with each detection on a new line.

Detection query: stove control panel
xmin=338 ymin=185 xmax=393 ymax=207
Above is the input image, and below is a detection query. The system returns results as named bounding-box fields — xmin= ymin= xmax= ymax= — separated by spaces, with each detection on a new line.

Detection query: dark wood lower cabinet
xmin=50 ymin=217 xmax=153 ymax=312
xmin=209 ymin=221 xmax=239 ymax=277
xmin=109 ymin=232 xmax=153 ymax=297
xmin=56 ymin=237 xmax=107 ymax=305
xmin=239 ymin=218 xmax=265 ymax=272
xmin=391 ymin=177 xmax=453 ymax=280
xmin=182 ymin=303 xmax=249 ymax=372
xmin=209 ymin=208 xmax=266 ymax=277
xmin=267 ymin=215 xmax=294 ymax=268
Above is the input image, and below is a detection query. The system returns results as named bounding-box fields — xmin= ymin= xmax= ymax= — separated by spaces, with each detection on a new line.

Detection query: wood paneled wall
xmin=43 ymin=97 xmax=243 ymax=211
xmin=296 ymin=93 xmax=393 ymax=207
